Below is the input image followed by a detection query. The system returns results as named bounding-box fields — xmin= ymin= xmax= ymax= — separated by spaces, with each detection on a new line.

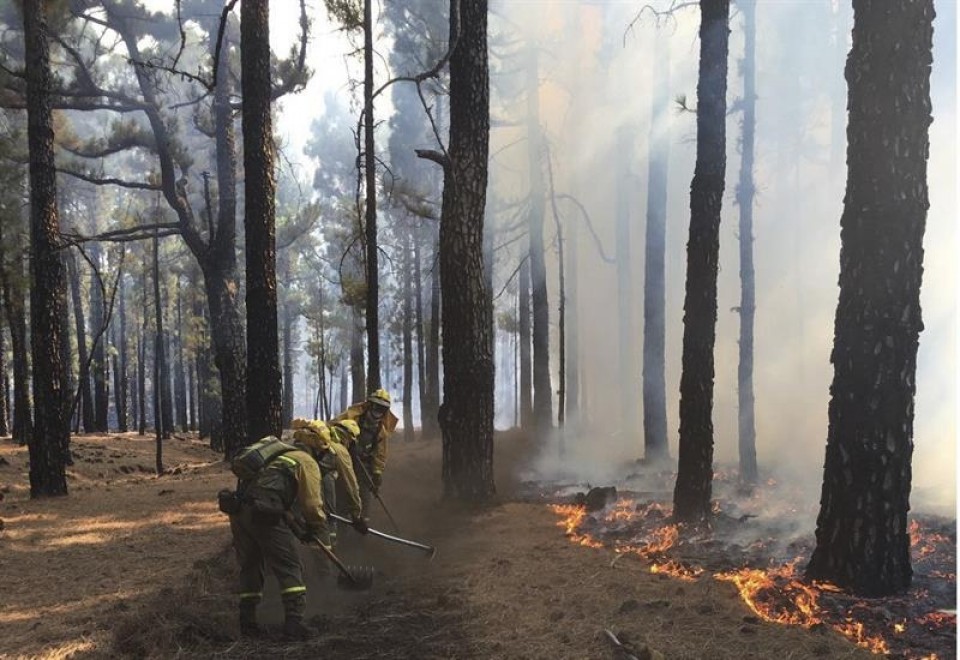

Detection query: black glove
xmin=351 ymin=516 xmax=369 ymax=535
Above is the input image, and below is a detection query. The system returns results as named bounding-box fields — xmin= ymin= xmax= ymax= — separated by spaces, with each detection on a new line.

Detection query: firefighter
xmin=332 ymin=389 xmax=398 ymax=518
xmin=291 ymin=418 xmax=367 ymax=545
xmin=227 ymin=435 xmax=328 ymax=641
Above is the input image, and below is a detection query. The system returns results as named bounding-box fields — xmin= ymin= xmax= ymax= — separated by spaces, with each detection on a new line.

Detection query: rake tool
xmin=305 ymin=535 xmax=376 ymax=590
xmin=328 ymin=511 xmax=438 ymax=560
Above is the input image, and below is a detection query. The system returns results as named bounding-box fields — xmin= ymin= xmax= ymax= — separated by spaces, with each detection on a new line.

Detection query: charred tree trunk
xmin=518 ymin=256 xmax=532 ymax=429
xmin=137 ymin=268 xmax=147 ymax=436
xmin=526 ymin=48 xmax=553 ymax=438
xmin=805 ymin=0 xmax=933 ymax=597
xmin=363 ymin=0 xmax=381 ymax=392
xmin=90 ymin=245 xmax=108 ymax=433
xmin=5 ymin=276 xmax=31 ymax=445
xmin=673 ymin=0 xmax=730 ymax=523
xmin=642 ymin=31 xmax=671 ymax=464
xmin=414 ymin=224 xmax=426 ymax=424
xmin=422 ymin=227 xmax=441 ymax=438
xmin=116 ymin=273 xmax=128 ymax=432
xmin=152 ymin=233 xmax=167 ymax=441
xmin=402 ymin=227 xmax=414 ymax=441
xmin=736 ymin=0 xmax=759 ymax=486
xmin=242 ymin=0 xmax=281 ymax=443
xmin=429 ymin=0 xmax=495 ymax=500
xmin=159 ymin=276 xmax=173 ymax=436
xmin=174 ymin=277 xmax=188 ymax=432
xmin=24 ymin=0 xmax=69 ymax=496
xmin=67 ymin=253 xmax=94 ymax=433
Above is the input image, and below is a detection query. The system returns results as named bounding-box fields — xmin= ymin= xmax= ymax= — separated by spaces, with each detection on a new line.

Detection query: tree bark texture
xmin=242 ymin=0 xmax=282 ymax=444
xmin=422 ymin=227 xmax=441 ymax=439
xmin=436 ymin=0 xmax=495 ymax=500
xmin=67 ymin=252 xmax=94 ymax=432
xmin=805 ymin=0 xmax=933 ymax=597
xmin=24 ymin=0 xmax=69 ymax=496
xmin=90 ymin=244 xmax=108 ymax=432
xmin=0 ymin=306 xmax=7 ymax=437
xmin=2 ymin=266 xmax=31 ymax=445
xmin=363 ymin=0 xmax=381 ymax=392
xmin=642 ymin=31 xmax=671 ymax=464
xmin=673 ymin=0 xmax=729 ymax=523
xmin=736 ymin=0 xmax=759 ymax=485
xmin=526 ymin=49 xmax=553 ymax=437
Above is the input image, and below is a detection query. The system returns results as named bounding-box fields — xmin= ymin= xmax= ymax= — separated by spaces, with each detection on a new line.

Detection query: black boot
xmin=282 ymin=616 xmax=311 ymax=641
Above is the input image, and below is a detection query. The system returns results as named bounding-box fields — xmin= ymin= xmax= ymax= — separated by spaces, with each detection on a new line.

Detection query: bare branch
xmin=57 ymin=168 xmax=162 ymax=191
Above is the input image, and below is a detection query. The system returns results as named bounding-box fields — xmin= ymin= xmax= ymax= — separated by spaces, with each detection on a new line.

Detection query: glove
xmin=351 ymin=516 xmax=370 ymax=535
xmin=370 ymin=471 xmax=383 ymax=491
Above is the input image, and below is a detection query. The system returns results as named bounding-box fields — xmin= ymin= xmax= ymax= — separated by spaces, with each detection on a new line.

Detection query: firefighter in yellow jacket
xmin=332 ymin=389 xmax=398 ymax=518
xmin=228 ymin=435 xmax=328 ymax=640
xmin=290 ymin=418 xmax=367 ymax=544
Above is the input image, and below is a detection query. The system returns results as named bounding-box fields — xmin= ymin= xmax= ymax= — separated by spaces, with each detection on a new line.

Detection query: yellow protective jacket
xmin=275 ymin=448 xmax=326 ymax=532
xmin=333 ymin=402 xmax=398 ymax=476
xmin=292 ymin=421 xmax=363 ymax=519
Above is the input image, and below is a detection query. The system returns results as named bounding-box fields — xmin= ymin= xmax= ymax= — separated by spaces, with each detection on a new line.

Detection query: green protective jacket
xmin=333 ymin=402 xmax=398 ymax=476
xmin=274 ymin=448 xmax=327 ymax=533
xmin=294 ymin=423 xmax=363 ymax=519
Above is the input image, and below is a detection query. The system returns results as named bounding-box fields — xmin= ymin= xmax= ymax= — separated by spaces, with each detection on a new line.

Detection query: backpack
xmin=231 ymin=435 xmax=297 ymax=482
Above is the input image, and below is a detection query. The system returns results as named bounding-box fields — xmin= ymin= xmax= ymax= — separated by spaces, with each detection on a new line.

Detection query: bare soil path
xmin=0 ymin=432 xmax=879 ymax=659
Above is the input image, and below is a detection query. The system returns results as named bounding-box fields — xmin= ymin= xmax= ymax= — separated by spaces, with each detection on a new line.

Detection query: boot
xmin=282 ymin=615 xmax=312 ymax=641
xmin=239 ymin=601 xmax=260 ymax=638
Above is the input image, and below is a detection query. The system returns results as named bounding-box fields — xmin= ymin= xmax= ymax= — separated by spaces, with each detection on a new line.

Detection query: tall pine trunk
xmin=116 ymin=273 xmax=128 ymax=432
xmin=0 ymin=307 xmax=7 ymax=436
xmin=402 ymin=227 xmax=414 ymax=441
xmin=90 ymin=245 xmax=108 ymax=432
xmin=24 ymin=0 xmax=69 ymax=496
xmin=736 ymin=0 xmax=759 ymax=485
xmin=526 ymin=48 xmax=553 ymax=437
xmin=414 ymin=224 xmax=426 ymax=423
xmin=67 ymin=253 xmax=94 ymax=432
xmin=137 ymin=266 xmax=147 ymax=436
xmin=433 ymin=0 xmax=494 ymax=500
xmin=363 ymin=0 xmax=381 ymax=392
xmin=174 ymin=277 xmax=188 ymax=431
xmin=672 ymin=0 xmax=730 ymax=523
xmin=422 ymin=227 xmax=441 ymax=438
xmin=805 ymin=0 xmax=933 ymax=597
xmin=642 ymin=31 xmax=671 ymax=464
xmin=242 ymin=0 xmax=281 ymax=443
xmin=153 ymin=233 xmax=167 ymax=441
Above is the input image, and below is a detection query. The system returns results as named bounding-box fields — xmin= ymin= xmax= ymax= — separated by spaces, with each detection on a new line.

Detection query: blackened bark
xmin=242 ymin=0 xmax=281 ymax=443
xmin=5 ymin=278 xmax=31 ymax=445
xmin=518 ymin=256 xmax=532 ymax=429
xmin=363 ymin=0 xmax=381 ymax=392
xmin=525 ymin=49 xmax=553 ymax=437
xmin=24 ymin=0 xmax=69 ymax=496
xmin=736 ymin=0 xmax=758 ymax=485
xmin=422 ymin=227 xmax=441 ymax=439
xmin=174 ymin=277 xmax=188 ymax=431
xmin=116 ymin=273 xmax=128 ymax=432
xmin=67 ymin=253 xmax=94 ymax=432
xmin=643 ymin=32 xmax=671 ymax=464
xmin=414 ymin=224 xmax=426 ymax=421
xmin=673 ymin=0 xmax=729 ymax=523
xmin=805 ymin=0 xmax=933 ymax=597
xmin=90 ymin=245 xmax=108 ymax=432
xmin=402 ymin=227 xmax=414 ymax=441
xmin=433 ymin=0 xmax=495 ymax=500
xmin=153 ymin=234 xmax=167 ymax=442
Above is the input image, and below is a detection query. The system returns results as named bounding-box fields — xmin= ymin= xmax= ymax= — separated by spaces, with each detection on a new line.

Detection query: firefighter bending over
xmin=333 ymin=388 xmax=398 ymax=518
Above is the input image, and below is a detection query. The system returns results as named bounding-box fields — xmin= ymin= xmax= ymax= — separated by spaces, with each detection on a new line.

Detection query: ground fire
xmin=546 ymin=477 xmax=956 ymax=660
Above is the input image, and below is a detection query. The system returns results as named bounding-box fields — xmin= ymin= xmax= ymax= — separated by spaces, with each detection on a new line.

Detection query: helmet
xmin=367 ymin=388 xmax=391 ymax=408
xmin=332 ymin=419 xmax=361 ymax=439
xmin=291 ymin=418 xmax=330 ymax=449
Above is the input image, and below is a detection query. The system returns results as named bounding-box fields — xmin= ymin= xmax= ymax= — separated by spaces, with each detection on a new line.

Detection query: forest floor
xmin=0 ymin=430 xmax=917 ymax=659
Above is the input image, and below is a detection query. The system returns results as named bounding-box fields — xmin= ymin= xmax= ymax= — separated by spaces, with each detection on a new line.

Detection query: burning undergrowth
xmin=524 ymin=469 xmax=956 ymax=660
